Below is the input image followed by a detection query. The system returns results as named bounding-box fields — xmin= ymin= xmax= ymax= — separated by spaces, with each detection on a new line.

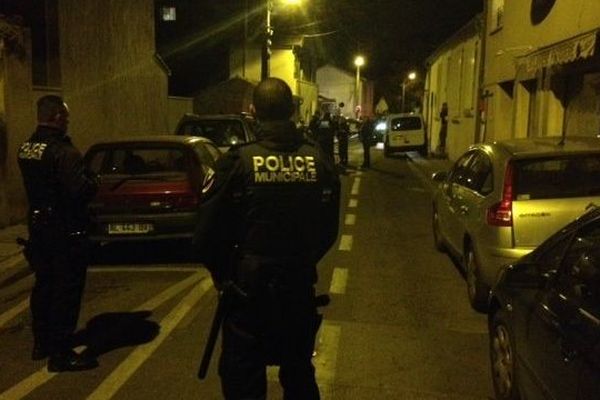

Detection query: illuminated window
xmin=491 ymin=0 xmax=504 ymax=30
xmin=161 ymin=6 xmax=176 ymax=21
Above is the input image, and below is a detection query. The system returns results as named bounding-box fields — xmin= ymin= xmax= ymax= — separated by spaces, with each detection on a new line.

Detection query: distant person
xmin=359 ymin=117 xmax=373 ymax=169
xmin=336 ymin=115 xmax=349 ymax=166
xmin=308 ymin=110 xmax=321 ymax=141
xmin=438 ymin=102 xmax=448 ymax=157
xmin=315 ymin=112 xmax=335 ymax=162
xmin=17 ymin=95 xmax=99 ymax=372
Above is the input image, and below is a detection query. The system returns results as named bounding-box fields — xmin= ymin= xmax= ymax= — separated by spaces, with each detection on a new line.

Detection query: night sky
xmin=156 ymin=0 xmax=483 ymax=101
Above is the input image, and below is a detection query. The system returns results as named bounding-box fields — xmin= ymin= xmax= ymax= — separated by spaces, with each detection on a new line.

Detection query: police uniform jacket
xmin=195 ymin=120 xmax=340 ymax=287
xmin=17 ymin=125 xmax=98 ymax=234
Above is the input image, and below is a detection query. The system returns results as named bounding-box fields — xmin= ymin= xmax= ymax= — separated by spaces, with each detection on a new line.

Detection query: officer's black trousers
xmin=28 ymin=227 xmax=88 ymax=354
xmin=361 ymin=141 xmax=371 ymax=167
xmin=219 ymin=286 xmax=321 ymax=400
xmin=338 ymin=136 xmax=348 ymax=165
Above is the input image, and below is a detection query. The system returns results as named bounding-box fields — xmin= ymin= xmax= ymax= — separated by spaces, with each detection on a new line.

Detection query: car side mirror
xmin=503 ymin=262 xmax=550 ymax=289
xmin=432 ymin=171 xmax=448 ymax=182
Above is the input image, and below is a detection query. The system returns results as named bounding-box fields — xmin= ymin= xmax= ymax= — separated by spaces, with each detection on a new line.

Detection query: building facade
xmin=0 ymin=1 xmax=188 ymax=226
xmin=424 ymin=16 xmax=484 ymax=161
xmin=316 ymin=64 xmax=374 ymax=119
xmin=483 ymin=0 xmax=600 ymax=142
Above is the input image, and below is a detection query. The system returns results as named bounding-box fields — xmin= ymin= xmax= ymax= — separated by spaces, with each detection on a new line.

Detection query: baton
xmin=197 ymin=290 xmax=227 ymax=380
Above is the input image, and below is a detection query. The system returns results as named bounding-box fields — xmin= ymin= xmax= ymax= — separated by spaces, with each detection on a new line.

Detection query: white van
xmin=382 ymin=113 xmax=427 ymax=157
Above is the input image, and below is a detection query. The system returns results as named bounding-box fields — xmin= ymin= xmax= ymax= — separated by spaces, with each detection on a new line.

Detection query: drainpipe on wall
xmin=474 ymin=11 xmax=487 ymax=144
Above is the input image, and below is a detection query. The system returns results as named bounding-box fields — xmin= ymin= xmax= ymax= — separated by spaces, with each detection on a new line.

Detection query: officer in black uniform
xmin=195 ymin=78 xmax=340 ymax=399
xmin=17 ymin=95 xmax=99 ymax=371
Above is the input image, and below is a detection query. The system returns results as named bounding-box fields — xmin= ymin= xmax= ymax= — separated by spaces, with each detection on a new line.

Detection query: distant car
xmin=488 ymin=206 xmax=600 ymax=400
xmin=84 ymin=135 xmax=221 ymax=244
xmin=381 ymin=113 xmax=427 ymax=157
xmin=431 ymin=136 xmax=600 ymax=311
xmin=175 ymin=113 xmax=257 ymax=151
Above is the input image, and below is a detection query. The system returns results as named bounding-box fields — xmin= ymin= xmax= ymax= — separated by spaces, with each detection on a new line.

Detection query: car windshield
xmin=390 ymin=117 xmax=422 ymax=131
xmin=514 ymin=155 xmax=600 ymax=200
xmin=180 ymin=120 xmax=246 ymax=146
xmin=87 ymin=146 xmax=188 ymax=176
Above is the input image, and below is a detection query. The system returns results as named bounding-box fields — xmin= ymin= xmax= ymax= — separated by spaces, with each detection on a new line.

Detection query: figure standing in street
xmin=336 ymin=115 xmax=349 ymax=167
xmin=359 ymin=117 xmax=373 ymax=169
xmin=438 ymin=102 xmax=448 ymax=158
xmin=17 ymin=95 xmax=99 ymax=372
xmin=315 ymin=111 xmax=335 ymax=162
xmin=194 ymin=78 xmax=340 ymax=399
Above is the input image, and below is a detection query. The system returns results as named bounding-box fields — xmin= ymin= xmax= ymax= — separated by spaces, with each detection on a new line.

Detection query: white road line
xmin=0 ymin=271 xmax=207 ymax=400
xmin=351 ymin=177 xmax=361 ymax=195
xmin=329 ymin=268 xmax=348 ymax=294
xmin=0 ymin=298 xmax=29 ymax=329
xmin=337 ymin=235 xmax=353 ymax=251
xmin=344 ymin=214 xmax=356 ymax=226
xmin=348 ymin=198 xmax=358 ymax=208
xmin=86 ymin=278 xmax=213 ymax=400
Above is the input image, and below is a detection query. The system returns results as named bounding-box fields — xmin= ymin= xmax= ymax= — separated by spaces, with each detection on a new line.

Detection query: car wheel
xmin=418 ymin=144 xmax=428 ymax=158
xmin=490 ymin=309 xmax=521 ymax=400
xmin=465 ymin=245 xmax=489 ymax=312
xmin=432 ymin=207 xmax=446 ymax=252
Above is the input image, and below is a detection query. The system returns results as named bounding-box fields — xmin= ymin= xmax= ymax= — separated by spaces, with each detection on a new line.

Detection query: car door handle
xmin=560 ymin=339 xmax=578 ymax=363
xmin=459 ymin=205 xmax=469 ymax=215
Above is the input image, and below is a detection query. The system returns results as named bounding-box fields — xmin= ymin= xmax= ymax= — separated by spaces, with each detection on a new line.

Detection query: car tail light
xmin=487 ymin=162 xmax=514 ymax=227
xmin=174 ymin=193 xmax=199 ymax=210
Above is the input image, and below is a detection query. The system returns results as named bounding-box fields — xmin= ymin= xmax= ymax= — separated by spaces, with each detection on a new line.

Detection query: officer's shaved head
xmin=252 ymin=78 xmax=294 ymax=121
xmin=37 ymin=95 xmax=69 ymax=131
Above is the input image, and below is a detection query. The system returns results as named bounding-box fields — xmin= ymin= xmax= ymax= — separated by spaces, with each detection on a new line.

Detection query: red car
xmin=84 ymin=135 xmax=221 ymax=244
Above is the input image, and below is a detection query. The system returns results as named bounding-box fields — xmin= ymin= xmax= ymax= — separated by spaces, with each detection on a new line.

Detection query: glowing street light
xmin=401 ymin=71 xmax=417 ymax=113
xmin=354 ymin=55 xmax=365 ymax=117
xmin=262 ymin=0 xmax=304 ymax=79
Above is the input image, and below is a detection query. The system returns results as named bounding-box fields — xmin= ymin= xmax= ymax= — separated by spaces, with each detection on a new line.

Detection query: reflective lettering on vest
xmin=18 ymin=142 xmax=48 ymax=160
xmin=252 ymin=155 xmax=317 ymax=183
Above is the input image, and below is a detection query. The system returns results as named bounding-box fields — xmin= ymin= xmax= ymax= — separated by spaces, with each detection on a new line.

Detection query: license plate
xmin=108 ymin=223 xmax=153 ymax=234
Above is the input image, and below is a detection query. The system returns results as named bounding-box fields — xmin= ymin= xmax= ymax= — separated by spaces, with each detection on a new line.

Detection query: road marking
xmin=351 ymin=178 xmax=361 ymax=195
xmin=348 ymin=199 xmax=358 ymax=208
xmin=329 ymin=268 xmax=348 ymax=294
xmin=86 ymin=278 xmax=213 ymax=400
xmin=0 ymin=298 xmax=29 ymax=329
xmin=355 ymin=170 xmax=363 ymax=176
xmin=0 ymin=253 xmax=25 ymax=270
xmin=337 ymin=235 xmax=353 ymax=251
xmin=344 ymin=214 xmax=356 ymax=225
xmin=0 ymin=271 xmax=207 ymax=400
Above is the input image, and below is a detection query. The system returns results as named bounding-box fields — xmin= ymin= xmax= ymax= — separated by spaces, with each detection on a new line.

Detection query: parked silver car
xmin=431 ymin=136 xmax=600 ymax=311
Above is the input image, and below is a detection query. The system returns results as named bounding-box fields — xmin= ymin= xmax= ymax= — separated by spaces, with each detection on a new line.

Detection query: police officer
xmin=17 ymin=95 xmax=99 ymax=371
xmin=195 ymin=78 xmax=340 ymax=399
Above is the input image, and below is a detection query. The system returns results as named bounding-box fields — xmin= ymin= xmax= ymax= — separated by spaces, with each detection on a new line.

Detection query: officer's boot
xmin=47 ymin=335 xmax=98 ymax=372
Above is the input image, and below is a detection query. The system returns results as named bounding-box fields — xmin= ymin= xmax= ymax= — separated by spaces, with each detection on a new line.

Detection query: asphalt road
xmin=0 ymin=140 xmax=494 ymax=400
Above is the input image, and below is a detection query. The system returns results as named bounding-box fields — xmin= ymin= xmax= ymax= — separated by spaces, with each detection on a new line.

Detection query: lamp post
xmin=401 ymin=71 xmax=417 ymax=113
xmin=262 ymin=0 xmax=303 ymax=80
xmin=354 ymin=55 xmax=365 ymax=117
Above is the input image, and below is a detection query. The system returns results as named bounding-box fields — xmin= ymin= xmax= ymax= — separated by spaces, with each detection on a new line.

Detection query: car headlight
xmin=375 ymin=122 xmax=386 ymax=131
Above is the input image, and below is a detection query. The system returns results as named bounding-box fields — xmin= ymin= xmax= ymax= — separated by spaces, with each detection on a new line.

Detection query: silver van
xmin=382 ymin=113 xmax=427 ymax=157
xmin=432 ymin=136 xmax=600 ymax=311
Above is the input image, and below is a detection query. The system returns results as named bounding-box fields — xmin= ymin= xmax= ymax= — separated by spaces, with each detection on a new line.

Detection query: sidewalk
xmin=0 ymin=154 xmax=453 ymax=284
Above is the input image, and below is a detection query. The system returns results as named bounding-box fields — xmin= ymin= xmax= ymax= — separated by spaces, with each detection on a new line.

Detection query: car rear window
xmin=390 ymin=117 xmax=422 ymax=131
xmin=180 ymin=120 xmax=246 ymax=146
xmin=87 ymin=146 xmax=188 ymax=176
xmin=514 ymin=155 xmax=600 ymax=200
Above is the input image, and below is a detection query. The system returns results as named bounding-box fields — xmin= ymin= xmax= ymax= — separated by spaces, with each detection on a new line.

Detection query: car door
xmin=525 ymin=222 xmax=600 ymax=400
xmin=439 ymin=151 xmax=476 ymax=254
xmin=459 ymin=151 xmax=494 ymax=244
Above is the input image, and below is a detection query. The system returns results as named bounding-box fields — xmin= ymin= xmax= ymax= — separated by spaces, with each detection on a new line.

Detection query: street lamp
xmin=354 ymin=55 xmax=365 ymax=117
xmin=401 ymin=71 xmax=417 ymax=113
xmin=262 ymin=0 xmax=303 ymax=80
